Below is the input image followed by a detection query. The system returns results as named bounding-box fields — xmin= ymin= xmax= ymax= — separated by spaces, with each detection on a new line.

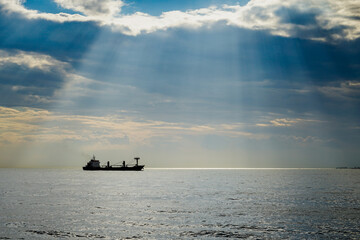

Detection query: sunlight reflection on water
xmin=0 ymin=169 xmax=359 ymax=239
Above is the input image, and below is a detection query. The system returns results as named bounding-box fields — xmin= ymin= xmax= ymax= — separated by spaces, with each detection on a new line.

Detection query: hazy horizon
xmin=1 ymin=0 xmax=360 ymax=168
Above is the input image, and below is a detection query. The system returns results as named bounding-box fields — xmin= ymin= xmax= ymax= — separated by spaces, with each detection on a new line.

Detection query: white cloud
xmin=270 ymin=118 xmax=301 ymax=127
xmin=53 ymin=0 xmax=124 ymax=18
xmin=0 ymin=0 xmax=93 ymax=24
xmin=0 ymin=0 xmax=359 ymax=41
xmin=257 ymin=117 xmax=321 ymax=127
xmin=0 ymin=50 xmax=68 ymax=71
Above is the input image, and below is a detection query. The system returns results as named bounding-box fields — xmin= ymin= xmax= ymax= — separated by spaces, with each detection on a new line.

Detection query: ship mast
xmin=134 ymin=157 xmax=140 ymax=166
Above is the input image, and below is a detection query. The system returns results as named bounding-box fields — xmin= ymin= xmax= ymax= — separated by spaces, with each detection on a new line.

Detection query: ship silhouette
xmin=83 ymin=155 xmax=144 ymax=171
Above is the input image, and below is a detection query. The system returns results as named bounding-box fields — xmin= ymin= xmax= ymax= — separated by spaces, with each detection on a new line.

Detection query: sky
xmin=0 ymin=0 xmax=359 ymax=168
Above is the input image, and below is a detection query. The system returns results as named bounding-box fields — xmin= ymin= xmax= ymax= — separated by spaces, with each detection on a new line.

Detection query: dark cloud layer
xmin=0 ymin=7 xmax=100 ymax=62
xmin=0 ymin=67 xmax=61 ymax=107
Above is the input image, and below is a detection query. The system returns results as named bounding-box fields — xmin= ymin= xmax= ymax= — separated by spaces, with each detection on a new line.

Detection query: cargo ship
xmin=83 ymin=155 xmax=144 ymax=171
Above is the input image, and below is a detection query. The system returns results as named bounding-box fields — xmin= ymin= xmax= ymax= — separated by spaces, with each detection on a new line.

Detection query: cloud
xmin=0 ymin=49 xmax=68 ymax=71
xmin=0 ymin=0 xmax=86 ymax=22
xmin=0 ymin=50 xmax=72 ymax=106
xmin=1 ymin=0 xmax=359 ymax=41
xmin=53 ymin=0 xmax=124 ymax=17
xmin=256 ymin=117 xmax=321 ymax=127
xmin=0 ymin=106 xmax=259 ymax=147
xmin=317 ymin=81 xmax=360 ymax=101
xmin=0 ymin=49 xmax=122 ymax=107
xmin=0 ymin=49 xmax=135 ymax=110
xmin=270 ymin=118 xmax=303 ymax=127
xmin=290 ymin=135 xmax=332 ymax=144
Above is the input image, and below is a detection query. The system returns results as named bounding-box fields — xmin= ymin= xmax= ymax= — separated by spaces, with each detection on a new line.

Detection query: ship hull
xmin=83 ymin=165 xmax=144 ymax=171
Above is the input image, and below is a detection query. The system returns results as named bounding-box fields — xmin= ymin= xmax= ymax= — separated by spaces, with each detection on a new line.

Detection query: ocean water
xmin=0 ymin=169 xmax=359 ymax=239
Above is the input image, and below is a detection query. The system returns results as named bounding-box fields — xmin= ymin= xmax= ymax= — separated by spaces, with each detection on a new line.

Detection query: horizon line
xmin=0 ymin=167 xmax=344 ymax=170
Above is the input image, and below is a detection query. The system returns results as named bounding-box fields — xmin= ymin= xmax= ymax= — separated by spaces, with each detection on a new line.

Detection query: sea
xmin=0 ymin=169 xmax=359 ymax=239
